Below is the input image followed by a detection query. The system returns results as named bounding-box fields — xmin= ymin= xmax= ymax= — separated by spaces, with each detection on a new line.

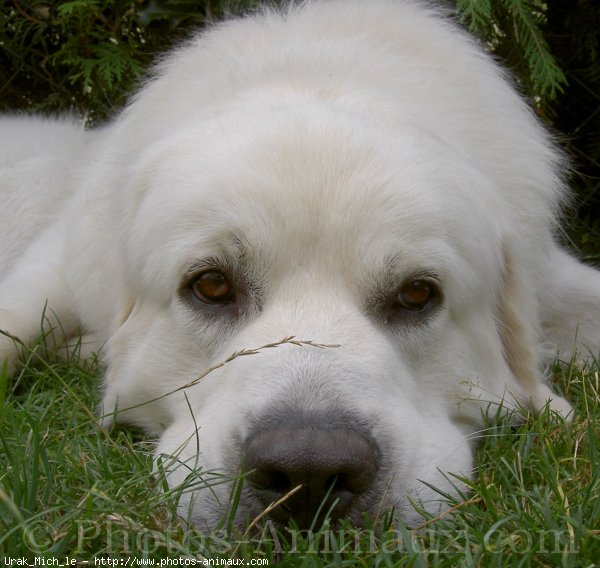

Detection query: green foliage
xmin=0 ymin=0 xmax=575 ymax=121
xmin=2 ymin=1 xmax=140 ymax=122
xmin=456 ymin=0 xmax=600 ymax=229
xmin=0 ymin=0 xmax=254 ymax=122
xmin=456 ymin=0 xmax=566 ymax=110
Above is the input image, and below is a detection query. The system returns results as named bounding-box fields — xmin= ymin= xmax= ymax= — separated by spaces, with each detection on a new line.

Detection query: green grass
xmin=1 ymin=346 xmax=599 ymax=566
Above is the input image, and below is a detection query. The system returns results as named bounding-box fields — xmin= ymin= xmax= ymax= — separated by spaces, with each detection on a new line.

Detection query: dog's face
xmin=101 ymin=104 xmax=528 ymax=528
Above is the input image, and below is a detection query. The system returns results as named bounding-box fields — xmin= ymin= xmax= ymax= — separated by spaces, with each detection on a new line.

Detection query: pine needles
xmin=456 ymin=0 xmax=567 ymax=108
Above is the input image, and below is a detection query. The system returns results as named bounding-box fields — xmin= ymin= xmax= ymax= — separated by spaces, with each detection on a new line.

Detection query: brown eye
xmin=397 ymin=279 xmax=436 ymax=311
xmin=191 ymin=271 xmax=235 ymax=304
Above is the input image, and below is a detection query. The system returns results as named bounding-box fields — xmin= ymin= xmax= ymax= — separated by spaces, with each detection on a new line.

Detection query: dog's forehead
xmin=130 ymin=107 xmax=505 ymax=287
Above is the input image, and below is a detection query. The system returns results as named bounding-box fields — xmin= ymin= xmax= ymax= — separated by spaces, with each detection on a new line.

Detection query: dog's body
xmin=1 ymin=0 xmax=599 ymax=529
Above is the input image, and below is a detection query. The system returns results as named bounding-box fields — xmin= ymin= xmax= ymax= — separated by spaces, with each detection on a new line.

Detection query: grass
xmin=0 ymin=343 xmax=599 ymax=566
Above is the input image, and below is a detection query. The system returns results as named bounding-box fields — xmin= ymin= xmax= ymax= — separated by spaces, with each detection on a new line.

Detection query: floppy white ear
xmin=495 ymin=245 xmax=573 ymax=418
xmin=99 ymin=299 xmax=137 ymax=426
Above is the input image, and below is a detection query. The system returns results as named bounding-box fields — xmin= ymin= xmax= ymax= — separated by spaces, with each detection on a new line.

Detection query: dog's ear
xmin=100 ymin=298 xmax=137 ymax=425
xmin=496 ymin=245 xmax=572 ymax=418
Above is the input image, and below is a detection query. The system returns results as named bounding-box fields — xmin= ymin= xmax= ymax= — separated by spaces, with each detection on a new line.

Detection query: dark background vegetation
xmin=1 ymin=0 xmax=599 ymax=255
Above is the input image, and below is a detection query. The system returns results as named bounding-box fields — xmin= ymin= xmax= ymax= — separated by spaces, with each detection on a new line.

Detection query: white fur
xmin=1 ymin=0 xmax=599 ymax=528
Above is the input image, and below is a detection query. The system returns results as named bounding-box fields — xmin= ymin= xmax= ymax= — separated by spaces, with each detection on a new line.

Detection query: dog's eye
xmin=191 ymin=271 xmax=235 ymax=304
xmin=397 ymin=279 xmax=437 ymax=311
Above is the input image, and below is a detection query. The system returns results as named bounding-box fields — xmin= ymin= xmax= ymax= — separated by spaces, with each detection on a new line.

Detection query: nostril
xmin=326 ymin=474 xmax=341 ymax=492
xmin=326 ymin=474 xmax=349 ymax=496
xmin=256 ymin=469 xmax=292 ymax=494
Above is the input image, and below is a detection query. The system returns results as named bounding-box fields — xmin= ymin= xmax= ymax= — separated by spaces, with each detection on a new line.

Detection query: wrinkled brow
xmin=184 ymin=233 xmax=250 ymax=277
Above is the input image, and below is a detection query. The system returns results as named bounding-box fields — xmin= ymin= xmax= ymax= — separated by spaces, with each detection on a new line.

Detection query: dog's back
xmin=0 ymin=116 xmax=85 ymax=273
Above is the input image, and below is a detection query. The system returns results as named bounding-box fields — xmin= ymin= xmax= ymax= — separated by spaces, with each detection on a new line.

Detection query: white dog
xmin=1 ymin=0 xmax=599 ymax=530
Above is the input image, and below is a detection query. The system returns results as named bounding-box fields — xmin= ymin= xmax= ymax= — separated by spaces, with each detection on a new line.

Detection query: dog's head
xmin=70 ymin=0 xmax=577 ymax=530
xmin=93 ymin=101 xmax=567 ymax=529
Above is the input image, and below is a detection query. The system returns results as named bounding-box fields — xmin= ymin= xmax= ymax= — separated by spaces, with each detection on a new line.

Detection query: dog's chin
xmin=172 ymin=476 xmax=463 ymax=534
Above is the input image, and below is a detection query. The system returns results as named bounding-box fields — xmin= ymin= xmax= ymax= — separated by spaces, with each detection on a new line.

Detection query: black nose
xmin=242 ymin=427 xmax=379 ymax=528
